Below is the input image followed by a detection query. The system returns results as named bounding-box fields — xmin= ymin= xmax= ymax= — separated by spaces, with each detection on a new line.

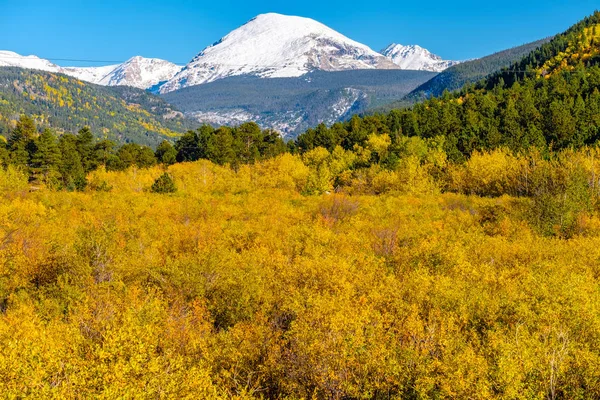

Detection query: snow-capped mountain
xmin=159 ymin=13 xmax=399 ymax=93
xmin=1 ymin=16 xmax=463 ymax=94
xmin=93 ymin=57 xmax=181 ymax=90
xmin=0 ymin=51 xmax=181 ymax=90
xmin=0 ymin=51 xmax=62 ymax=73
xmin=62 ymin=57 xmax=182 ymax=90
xmin=381 ymin=44 xmax=460 ymax=72
xmin=62 ymin=64 xmax=120 ymax=84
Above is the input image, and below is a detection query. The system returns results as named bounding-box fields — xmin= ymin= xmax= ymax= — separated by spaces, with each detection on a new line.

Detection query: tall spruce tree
xmin=155 ymin=140 xmax=177 ymax=166
xmin=31 ymin=128 xmax=62 ymax=186
xmin=59 ymin=134 xmax=86 ymax=191
xmin=76 ymin=127 xmax=96 ymax=172
xmin=9 ymin=115 xmax=37 ymax=172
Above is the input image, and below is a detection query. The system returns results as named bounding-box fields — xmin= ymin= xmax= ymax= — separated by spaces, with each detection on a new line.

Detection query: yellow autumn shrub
xmin=0 ymin=152 xmax=599 ymax=398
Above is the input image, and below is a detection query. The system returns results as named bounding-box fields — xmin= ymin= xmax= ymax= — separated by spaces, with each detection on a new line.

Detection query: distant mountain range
xmin=375 ymin=37 xmax=554 ymax=112
xmin=0 ymin=13 xmax=458 ymax=93
xmin=0 ymin=51 xmax=181 ymax=90
xmin=0 ymin=12 xmax=552 ymax=142
xmin=159 ymin=13 xmax=401 ymax=92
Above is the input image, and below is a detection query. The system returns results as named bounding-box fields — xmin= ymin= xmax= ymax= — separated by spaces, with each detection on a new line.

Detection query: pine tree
xmin=175 ymin=131 xmax=201 ymax=162
xmin=151 ymin=173 xmax=177 ymax=193
xmin=93 ymin=140 xmax=117 ymax=167
xmin=31 ymin=128 xmax=62 ymax=186
xmin=76 ymin=127 xmax=96 ymax=172
xmin=234 ymin=122 xmax=262 ymax=163
xmin=9 ymin=115 xmax=36 ymax=147
xmin=8 ymin=115 xmax=37 ymax=172
xmin=59 ymin=134 xmax=86 ymax=191
xmin=155 ymin=140 xmax=177 ymax=165
xmin=136 ymin=146 xmax=157 ymax=168
xmin=206 ymin=127 xmax=236 ymax=166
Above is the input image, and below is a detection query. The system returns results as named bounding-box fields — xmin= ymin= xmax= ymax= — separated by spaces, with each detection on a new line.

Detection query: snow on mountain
xmin=0 ymin=51 xmax=181 ymax=90
xmin=160 ymin=13 xmax=399 ymax=93
xmin=381 ymin=44 xmax=460 ymax=72
xmin=0 ymin=51 xmax=62 ymax=73
xmin=62 ymin=64 xmax=120 ymax=84
xmin=62 ymin=57 xmax=182 ymax=89
xmin=97 ymin=57 xmax=181 ymax=89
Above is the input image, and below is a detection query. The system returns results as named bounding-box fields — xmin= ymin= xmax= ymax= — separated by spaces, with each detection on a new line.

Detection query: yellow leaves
xmin=366 ymin=133 xmax=391 ymax=159
xmin=302 ymin=146 xmax=330 ymax=167
xmin=449 ymin=148 xmax=527 ymax=196
xmin=4 ymin=155 xmax=600 ymax=397
xmin=236 ymin=153 xmax=310 ymax=192
xmin=0 ymin=165 xmax=29 ymax=194
xmin=537 ymin=23 xmax=600 ymax=78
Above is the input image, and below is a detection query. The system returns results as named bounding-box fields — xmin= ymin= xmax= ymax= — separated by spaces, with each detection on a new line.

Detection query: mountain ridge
xmin=381 ymin=44 xmax=460 ymax=72
xmin=373 ymin=37 xmax=553 ymax=112
xmin=1 ymin=13 xmax=464 ymax=93
xmin=162 ymin=69 xmax=436 ymax=138
xmin=0 ymin=67 xmax=196 ymax=146
xmin=0 ymin=52 xmax=181 ymax=90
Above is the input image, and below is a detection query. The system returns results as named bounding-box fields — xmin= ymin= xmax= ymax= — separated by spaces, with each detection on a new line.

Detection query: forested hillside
xmin=379 ymin=37 xmax=553 ymax=110
xmin=0 ymin=68 xmax=195 ymax=146
xmin=296 ymin=12 xmax=600 ymax=162
xmin=162 ymin=69 xmax=436 ymax=138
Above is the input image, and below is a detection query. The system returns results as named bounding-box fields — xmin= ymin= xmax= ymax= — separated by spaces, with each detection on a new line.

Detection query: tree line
xmin=2 ymin=12 xmax=600 ymax=193
xmin=0 ymin=116 xmax=287 ymax=190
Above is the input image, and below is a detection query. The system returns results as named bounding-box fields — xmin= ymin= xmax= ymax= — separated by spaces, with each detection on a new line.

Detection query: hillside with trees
xmin=0 ymin=67 xmax=196 ymax=146
xmin=162 ymin=69 xmax=436 ymax=138
xmin=295 ymin=12 xmax=600 ymax=163
xmin=377 ymin=37 xmax=553 ymax=111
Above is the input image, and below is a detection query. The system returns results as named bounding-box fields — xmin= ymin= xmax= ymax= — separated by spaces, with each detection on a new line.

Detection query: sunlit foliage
xmin=1 ymin=148 xmax=600 ymax=397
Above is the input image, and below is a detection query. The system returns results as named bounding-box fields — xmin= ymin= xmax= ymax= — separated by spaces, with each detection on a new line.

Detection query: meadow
xmin=1 ymin=149 xmax=600 ymax=398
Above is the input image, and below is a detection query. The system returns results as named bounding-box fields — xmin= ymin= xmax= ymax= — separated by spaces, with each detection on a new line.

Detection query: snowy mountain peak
xmin=381 ymin=43 xmax=460 ymax=72
xmin=96 ymin=56 xmax=182 ymax=90
xmin=0 ymin=51 xmax=61 ymax=73
xmin=160 ymin=13 xmax=399 ymax=93
xmin=0 ymin=51 xmax=181 ymax=90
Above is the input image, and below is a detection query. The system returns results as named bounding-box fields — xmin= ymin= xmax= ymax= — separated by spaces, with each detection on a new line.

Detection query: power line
xmin=0 ymin=55 xmax=590 ymax=73
xmin=0 ymin=55 xmax=310 ymax=68
xmin=0 ymin=54 xmax=193 ymax=65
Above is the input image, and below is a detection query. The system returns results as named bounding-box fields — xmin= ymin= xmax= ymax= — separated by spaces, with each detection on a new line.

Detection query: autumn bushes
xmin=294 ymin=144 xmax=600 ymax=238
xmin=78 ymin=144 xmax=600 ymax=240
xmin=445 ymin=148 xmax=598 ymax=237
xmin=0 ymin=165 xmax=28 ymax=197
xmin=3 ymin=158 xmax=600 ymax=397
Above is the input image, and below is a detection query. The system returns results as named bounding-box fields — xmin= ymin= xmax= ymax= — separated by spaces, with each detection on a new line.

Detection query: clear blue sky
xmin=1 ymin=0 xmax=598 ymax=66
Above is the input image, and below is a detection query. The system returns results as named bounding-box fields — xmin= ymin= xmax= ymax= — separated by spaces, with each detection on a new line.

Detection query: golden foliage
xmin=1 ymin=152 xmax=600 ymax=397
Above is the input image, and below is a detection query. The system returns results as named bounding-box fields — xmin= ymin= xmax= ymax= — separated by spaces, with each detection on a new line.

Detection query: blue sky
xmin=1 ymin=0 xmax=598 ymax=66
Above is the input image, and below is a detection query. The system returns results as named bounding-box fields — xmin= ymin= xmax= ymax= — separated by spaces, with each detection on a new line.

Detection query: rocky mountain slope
xmin=162 ymin=69 xmax=436 ymax=138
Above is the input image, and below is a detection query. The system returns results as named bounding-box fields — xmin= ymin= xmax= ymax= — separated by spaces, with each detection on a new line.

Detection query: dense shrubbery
xmin=1 ymin=154 xmax=600 ymax=397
